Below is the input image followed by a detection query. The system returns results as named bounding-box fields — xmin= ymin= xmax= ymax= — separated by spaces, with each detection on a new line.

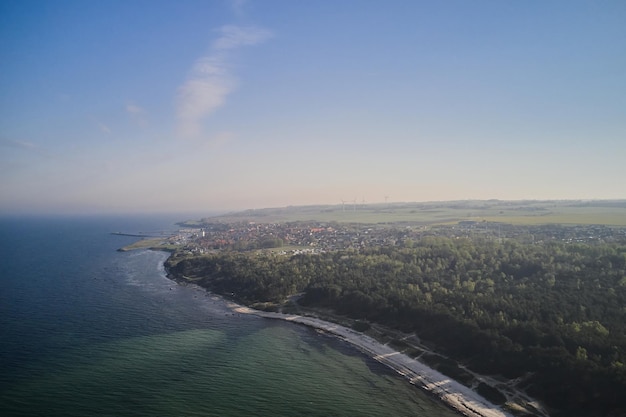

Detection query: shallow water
xmin=0 ymin=216 xmax=459 ymax=416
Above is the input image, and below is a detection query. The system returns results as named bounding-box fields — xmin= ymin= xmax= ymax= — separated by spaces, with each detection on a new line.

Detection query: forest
xmin=165 ymin=234 xmax=626 ymax=417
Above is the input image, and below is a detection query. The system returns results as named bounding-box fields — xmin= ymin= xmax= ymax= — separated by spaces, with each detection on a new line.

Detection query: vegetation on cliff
xmin=166 ymin=229 xmax=626 ymax=417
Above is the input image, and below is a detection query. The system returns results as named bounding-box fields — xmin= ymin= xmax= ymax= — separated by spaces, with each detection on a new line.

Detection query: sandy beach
xmin=230 ymin=304 xmax=514 ymax=417
xmin=178 ymin=279 xmax=516 ymax=417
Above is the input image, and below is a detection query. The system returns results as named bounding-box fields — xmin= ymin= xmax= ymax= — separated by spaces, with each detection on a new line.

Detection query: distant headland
xmin=180 ymin=199 xmax=626 ymax=227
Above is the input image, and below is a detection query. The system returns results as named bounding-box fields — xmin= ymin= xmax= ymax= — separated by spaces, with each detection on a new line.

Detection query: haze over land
xmin=1 ymin=1 xmax=625 ymax=215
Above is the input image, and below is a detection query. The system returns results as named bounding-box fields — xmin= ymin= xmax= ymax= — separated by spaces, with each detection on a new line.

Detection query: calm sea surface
xmin=0 ymin=216 xmax=459 ymax=417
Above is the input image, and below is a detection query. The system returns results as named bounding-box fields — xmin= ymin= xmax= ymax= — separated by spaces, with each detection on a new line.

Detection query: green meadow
xmin=196 ymin=200 xmax=626 ymax=226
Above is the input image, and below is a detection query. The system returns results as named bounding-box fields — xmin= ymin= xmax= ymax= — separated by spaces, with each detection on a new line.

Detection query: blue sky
xmin=1 ymin=0 xmax=625 ymax=214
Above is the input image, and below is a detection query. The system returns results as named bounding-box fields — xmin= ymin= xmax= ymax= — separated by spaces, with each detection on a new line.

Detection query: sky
xmin=1 ymin=0 xmax=625 ymax=215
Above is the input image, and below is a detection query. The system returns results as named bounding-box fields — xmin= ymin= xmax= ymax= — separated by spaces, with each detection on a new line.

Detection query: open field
xmin=190 ymin=200 xmax=626 ymax=227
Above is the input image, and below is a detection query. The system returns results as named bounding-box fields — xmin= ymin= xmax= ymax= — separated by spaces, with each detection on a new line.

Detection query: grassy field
xmin=191 ymin=200 xmax=626 ymax=227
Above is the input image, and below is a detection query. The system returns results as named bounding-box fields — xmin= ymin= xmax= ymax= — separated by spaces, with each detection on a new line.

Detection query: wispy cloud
xmin=212 ymin=25 xmax=272 ymax=50
xmin=1 ymin=138 xmax=37 ymax=150
xmin=0 ymin=138 xmax=50 ymax=157
xmin=98 ymin=122 xmax=111 ymax=133
xmin=176 ymin=25 xmax=272 ymax=138
xmin=126 ymin=102 xmax=148 ymax=127
xmin=89 ymin=116 xmax=111 ymax=134
xmin=176 ymin=60 xmax=236 ymax=137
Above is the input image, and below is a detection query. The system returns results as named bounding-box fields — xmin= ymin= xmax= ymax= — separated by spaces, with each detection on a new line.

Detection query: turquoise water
xmin=0 ymin=216 xmax=459 ymax=416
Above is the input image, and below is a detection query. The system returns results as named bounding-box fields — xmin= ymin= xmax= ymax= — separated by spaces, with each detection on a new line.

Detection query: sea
xmin=0 ymin=215 xmax=460 ymax=417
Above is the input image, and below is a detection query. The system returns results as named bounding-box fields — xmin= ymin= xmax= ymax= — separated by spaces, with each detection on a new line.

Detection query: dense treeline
xmin=166 ymin=236 xmax=626 ymax=416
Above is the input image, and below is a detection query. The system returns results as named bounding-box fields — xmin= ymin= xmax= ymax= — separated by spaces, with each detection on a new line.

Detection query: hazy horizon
xmin=2 ymin=1 xmax=625 ymax=215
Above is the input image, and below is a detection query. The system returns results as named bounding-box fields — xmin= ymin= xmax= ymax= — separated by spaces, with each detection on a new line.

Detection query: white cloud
xmin=90 ymin=116 xmax=111 ymax=134
xmin=212 ymin=25 xmax=272 ymax=51
xmin=0 ymin=138 xmax=51 ymax=158
xmin=176 ymin=25 xmax=272 ymax=138
xmin=1 ymin=138 xmax=37 ymax=150
xmin=126 ymin=103 xmax=145 ymax=115
xmin=126 ymin=103 xmax=148 ymax=127
xmin=177 ymin=74 xmax=236 ymax=137
xmin=99 ymin=123 xmax=111 ymax=133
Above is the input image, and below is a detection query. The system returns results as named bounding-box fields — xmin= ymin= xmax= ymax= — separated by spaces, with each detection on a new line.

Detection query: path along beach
xmin=229 ymin=304 xmax=514 ymax=417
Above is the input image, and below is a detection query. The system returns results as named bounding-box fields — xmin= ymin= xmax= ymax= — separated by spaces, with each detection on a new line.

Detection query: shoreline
xmin=227 ymin=303 xmax=514 ymax=417
xmin=156 ymin=250 xmax=515 ymax=417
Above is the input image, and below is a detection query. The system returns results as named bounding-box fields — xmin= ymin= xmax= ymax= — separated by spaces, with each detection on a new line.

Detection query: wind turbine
xmin=340 ymin=199 xmax=346 ymax=212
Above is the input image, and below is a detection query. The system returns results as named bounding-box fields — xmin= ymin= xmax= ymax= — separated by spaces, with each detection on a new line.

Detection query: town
xmin=168 ymin=220 xmax=626 ymax=256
